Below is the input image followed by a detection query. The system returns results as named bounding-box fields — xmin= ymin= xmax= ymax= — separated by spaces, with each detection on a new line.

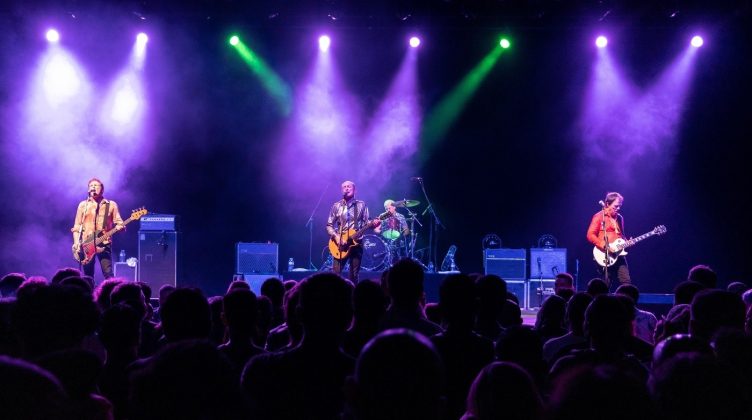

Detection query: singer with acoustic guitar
xmin=326 ymin=180 xmax=382 ymax=284
xmin=71 ymin=178 xmax=124 ymax=279
xmin=587 ymin=192 xmax=631 ymax=288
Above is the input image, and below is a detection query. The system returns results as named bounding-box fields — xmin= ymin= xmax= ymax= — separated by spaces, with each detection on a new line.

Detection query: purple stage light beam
xmin=267 ymin=34 xmax=364 ymax=217
xmin=361 ymin=47 xmax=422 ymax=195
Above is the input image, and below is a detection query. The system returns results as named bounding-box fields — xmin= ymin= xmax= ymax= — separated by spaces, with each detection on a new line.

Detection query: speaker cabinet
xmin=529 ymin=248 xmax=567 ymax=279
xmin=506 ymin=280 xmax=527 ymax=308
xmin=237 ymin=274 xmax=282 ymax=295
xmin=114 ymin=262 xmax=137 ymax=282
xmin=527 ymin=279 xmax=556 ymax=309
xmin=236 ymin=242 xmax=279 ymax=275
xmin=484 ymin=248 xmax=526 ymax=280
xmin=138 ymin=231 xmax=178 ymax=291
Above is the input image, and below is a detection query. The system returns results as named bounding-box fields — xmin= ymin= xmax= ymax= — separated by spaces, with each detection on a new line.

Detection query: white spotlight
xmin=46 ymin=29 xmax=60 ymax=43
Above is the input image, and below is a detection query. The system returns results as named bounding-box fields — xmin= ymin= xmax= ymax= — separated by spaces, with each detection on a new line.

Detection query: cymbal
xmin=394 ymin=199 xmax=421 ymax=208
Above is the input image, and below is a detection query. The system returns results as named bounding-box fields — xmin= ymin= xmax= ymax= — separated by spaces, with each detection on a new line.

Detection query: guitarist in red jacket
xmin=71 ymin=178 xmax=124 ymax=279
xmin=587 ymin=192 xmax=631 ymax=288
xmin=326 ymin=180 xmax=380 ymax=284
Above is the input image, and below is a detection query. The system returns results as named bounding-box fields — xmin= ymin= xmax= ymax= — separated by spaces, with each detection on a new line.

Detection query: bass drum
xmin=360 ymin=234 xmax=388 ymax=271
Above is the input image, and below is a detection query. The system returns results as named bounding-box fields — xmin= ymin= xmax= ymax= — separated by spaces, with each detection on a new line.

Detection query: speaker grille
xmin=529 ymin=248 xmax=567 ymax=279
xmin=236 ymin=243 xmax=279 ymax=274
xmin=138 ymin=231 xmax=178 ymax=290
xmin=484 ymin=248 xmax=526 ymax=280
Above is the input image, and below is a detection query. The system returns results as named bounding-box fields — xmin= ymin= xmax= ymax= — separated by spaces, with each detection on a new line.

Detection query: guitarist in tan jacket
xmin=326 ymin=180 xmax=380 ymax=284
xmin=71 ymin=178 xmax=124 ymax=279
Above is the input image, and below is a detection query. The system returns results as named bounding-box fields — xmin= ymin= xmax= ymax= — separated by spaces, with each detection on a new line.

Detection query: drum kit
xmin=321 ymin=198 xmax=426 ymax=272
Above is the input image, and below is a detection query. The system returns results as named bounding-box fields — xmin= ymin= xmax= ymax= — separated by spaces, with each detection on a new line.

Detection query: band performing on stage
xmin=70 ymin=179 xmax=667 ymax=289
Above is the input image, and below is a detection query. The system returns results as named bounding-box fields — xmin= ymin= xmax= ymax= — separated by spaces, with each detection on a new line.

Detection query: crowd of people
xmin=0 ymin=260 xmax=751 ymax=420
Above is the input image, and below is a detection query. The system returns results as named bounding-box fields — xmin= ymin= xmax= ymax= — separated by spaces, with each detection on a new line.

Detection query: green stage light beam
xmin=231 ymin=37 xmax=292 ymax=116
xmin=420 ymin=45 xmax=505 ymax=162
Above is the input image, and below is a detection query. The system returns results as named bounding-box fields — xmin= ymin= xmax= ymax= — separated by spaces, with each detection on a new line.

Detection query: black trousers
xmin=82 ymin=246 xmax=114 ymax=279
xmin=596 ymin=255 xmax=631 ymax=290
xmin=333 ymin=246 xmax=363 ymax=284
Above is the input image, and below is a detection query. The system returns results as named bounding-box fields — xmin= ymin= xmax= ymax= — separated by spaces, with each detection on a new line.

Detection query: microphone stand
xmin=416 ymin=179 xmax=443 ymax=272
xmin=601 ymin=205 xmax=610 ymax=287
xmin=76 ymin=194 xmax=91 ymax=272
xmin=305 ymin=184 xmax=329 ymax=271
xmin=402 ymin=202 xmax=422 ymax=261
xmin=537 ymin=257 xmax=543 ymax=307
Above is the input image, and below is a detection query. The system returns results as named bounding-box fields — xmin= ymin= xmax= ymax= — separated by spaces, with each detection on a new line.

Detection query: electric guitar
xmin=329 ymin=212 xmax=390 ymax=260
xmin=72 ymin=208 xmax=148 ymax=265
xmin=593 ymin=225 xmax=667 ymax=267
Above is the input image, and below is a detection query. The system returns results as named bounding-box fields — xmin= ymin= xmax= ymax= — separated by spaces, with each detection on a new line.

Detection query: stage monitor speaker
xmin=236 ymin=274 xmax=282 ymax=295
xmin=484 ymin=248 xmax=526 ymax=280
xmin=529 ymin=248 xmax=567 ymax=279
xmin=114 ymin=262 xmax=137 ymax=282
xmin=138 ymin=231 xmax=178 ymax=291
xmin=236 ymin=242 xmax=279 ymax=275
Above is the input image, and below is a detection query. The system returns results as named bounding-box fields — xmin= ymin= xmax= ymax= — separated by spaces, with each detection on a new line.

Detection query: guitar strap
xmin=354 ymin=200 xmax=360 ymax=230
xmin=99 ymin=201 xmax=110 ymax=247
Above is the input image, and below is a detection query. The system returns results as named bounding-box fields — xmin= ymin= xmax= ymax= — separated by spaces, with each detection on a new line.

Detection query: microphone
xmin=410 ymin=177 xmax=422 ymax=182
xmin=598 ymin=200 xmax=606 ymax=207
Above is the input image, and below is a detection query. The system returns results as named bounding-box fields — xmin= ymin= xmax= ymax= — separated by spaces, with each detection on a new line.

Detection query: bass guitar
xmin=329 ymin=212 xmax=390 ymax=260
xmin=72 ymin=207 xmax=148 ymax=265
xmin=593 ymin=225 xmax=667 ymax=267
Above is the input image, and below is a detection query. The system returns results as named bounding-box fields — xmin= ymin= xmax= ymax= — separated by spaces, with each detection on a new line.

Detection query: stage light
xmin=595 ymin=36 xmax=608 ymax=48
xmin=319 ymin=35 xmax=331 ymax=52
xmin=691 ymin=35 xmax=704 ymax=47
xmin=409 ymin=36 xmax=421 ymax=48
xmin=46 ymin=29 xmax=60 ymax=43
xmin=499 ymin=38 xmax=511 ymax=49
xmin=229 ymin=35 xmax=239 ymax=46
xmin=136 ymin=33 xmax=148 ymax=44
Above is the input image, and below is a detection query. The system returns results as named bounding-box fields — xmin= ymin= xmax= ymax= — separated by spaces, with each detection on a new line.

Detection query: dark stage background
xmin=1 ymin=2 xmax=751 ymax=297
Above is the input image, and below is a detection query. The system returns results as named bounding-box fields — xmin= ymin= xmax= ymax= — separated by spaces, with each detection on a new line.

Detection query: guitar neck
xmin=93 ymin=216 xmax=135 ymax=245
xmin=625 ymin=231 xmax=655 ymax=248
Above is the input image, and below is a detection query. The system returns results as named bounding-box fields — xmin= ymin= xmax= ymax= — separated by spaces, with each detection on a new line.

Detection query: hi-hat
xmin=394 ymin=199 xmax=420 ymax=208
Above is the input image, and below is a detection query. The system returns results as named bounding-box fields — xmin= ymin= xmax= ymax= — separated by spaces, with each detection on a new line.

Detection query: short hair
xmin=50 ymin=267 xmax=81 ymax=285
xmin=616 ymin=284 xmax=640 ymax=304
xmin=384 ymin=199 xmax=395 ymax=209
xmin=0 ymin=273 xmax=26 ymax=297
xmin=673 ymin=280 xmax=706 ymax=305
xmin=690 ymin=289 xmax=745 ymax=339
xmin=222 ymin=289 xmax=258 ymax=330
xmin=354 ymin=329 xmax=445 ymax=420
xmin=687 ymin=265 xmax=717 ymax=289
xmin=604 ymin=192 xmax=623 ymax=205
xmin=586 ymin=278 xmax=609 ymax=297
xmin=260 ymin=277 xmax=285 ymax=308
xmin=87 ymin=177 xmax=104 ymax=193
xmin=555 ymin=273 xmax=574 ymax=288
xmin=726 ymin=282 xmax=749 ymax=296
xmin=387 ymin=259 xmax=425 ymax=307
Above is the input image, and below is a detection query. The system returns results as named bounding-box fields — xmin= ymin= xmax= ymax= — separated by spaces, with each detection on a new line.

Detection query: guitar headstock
xmin=653 ymin=225 xmax=667 ymax=235
xmin=131 ymin=207 xmax=149 ymax=220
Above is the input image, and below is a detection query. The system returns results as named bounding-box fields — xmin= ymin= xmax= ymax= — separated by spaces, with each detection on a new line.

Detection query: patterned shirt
xmin=71 ymin=198 xmax=124 ymax=243
xmin=326 ymin=199 xmax=370 ymax=238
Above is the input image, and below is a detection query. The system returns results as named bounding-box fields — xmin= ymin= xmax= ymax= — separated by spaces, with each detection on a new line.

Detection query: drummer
xmin=374 ymin=199 xmax=410 ymax=242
